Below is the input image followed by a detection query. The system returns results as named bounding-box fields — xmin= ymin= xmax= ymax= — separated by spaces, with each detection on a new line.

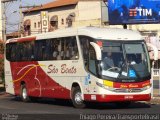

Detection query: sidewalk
xmin=150 ymin=88 xmax=160 ymax=104
xmin=150 ymin=96 xmax=160 ymax=104
xmin=150 ymin=91 xmax=160 ymax=104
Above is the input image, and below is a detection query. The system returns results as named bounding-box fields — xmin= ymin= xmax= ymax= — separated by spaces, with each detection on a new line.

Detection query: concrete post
xmin=151 ymin=68 xmax=153 ymax=98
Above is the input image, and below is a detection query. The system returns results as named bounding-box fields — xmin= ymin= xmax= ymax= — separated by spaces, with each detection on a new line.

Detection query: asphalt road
xmin=0 ymin=93 xmax=160 ymax=120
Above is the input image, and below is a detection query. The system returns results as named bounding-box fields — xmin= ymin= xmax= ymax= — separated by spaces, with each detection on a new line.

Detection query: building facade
xmin=22 ymin=0 xmax=104 ymax=36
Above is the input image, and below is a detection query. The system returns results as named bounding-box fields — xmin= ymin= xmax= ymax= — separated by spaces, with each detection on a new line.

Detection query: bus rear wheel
xmin=21 ymin=84 xmax=30 ymax=102
xmin=72 ymin=86 xmax=86 ymax=108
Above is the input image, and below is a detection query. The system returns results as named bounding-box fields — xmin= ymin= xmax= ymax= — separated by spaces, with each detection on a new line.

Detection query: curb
xmin=149 ymin=97 xmax=160 ymax=104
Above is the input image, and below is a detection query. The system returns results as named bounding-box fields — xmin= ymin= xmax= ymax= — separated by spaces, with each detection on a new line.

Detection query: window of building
xmin=66 ymin=19 xmax=72 ymax=27
xmin=50 ymin=15 xmax=58 ymax=31
xmin=23 ymin=19 xmax=31 ymax=36
xmin=61 ymin=19 xmax=64 ymax=25
xmin=66 ymin=13 xmax=75 ymax=27
xmin=38 ymin=22 xmax=41 ymax=28
xmin=34 ymin=22 xmax=37 ymax=28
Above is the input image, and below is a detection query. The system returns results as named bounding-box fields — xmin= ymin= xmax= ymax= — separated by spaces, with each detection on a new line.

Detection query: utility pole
xmin=1 ymin=0 xmax=17 ymax=41
xmin=19 ymin=0 xmax=22 ymax=37
xmin=0 ymin=1 xmax=2 ymax=40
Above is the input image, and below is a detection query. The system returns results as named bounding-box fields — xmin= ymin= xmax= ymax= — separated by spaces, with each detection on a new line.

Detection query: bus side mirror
xmin=90 ymin=42 xmax=102 ymax=60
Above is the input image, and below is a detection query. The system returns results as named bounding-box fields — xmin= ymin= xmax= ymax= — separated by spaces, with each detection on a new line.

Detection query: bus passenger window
xmin=62 ymin=36 xmax=78 ymax=60
xmin=79 ymin=36 xmax=92 ymax=70
xmin=89 ymin=45 xmax=98 ymax=75
xmin=52 ymin=39 xmax=59 ymax=60
xmin=45 ymin=39 xmax=53 ymax=60
xmin=53 ymin=51 xmax=58 ymax=60
xmin=28 ymin=41 xmax=35 ymax=60
xmin=6 ymin=44 xmax=11 ymax=61
xmin=57 ymin=44 xmax=62 ymax=60
xmin=60 ymin=51 xmax=64 ymax=59
xmin=71 ymin=39 xmax=79 ymax=60
xmin=65 ymin=49 xmax=70 ymax=59
xmin=10 ymin=44 xmax=16 ymax=61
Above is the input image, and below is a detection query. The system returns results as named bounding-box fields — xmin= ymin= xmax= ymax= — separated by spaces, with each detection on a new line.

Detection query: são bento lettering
xmin=47 ymin=64 xmax=76 ymax=74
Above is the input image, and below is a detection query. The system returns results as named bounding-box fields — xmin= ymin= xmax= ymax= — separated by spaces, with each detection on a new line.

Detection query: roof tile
xmin=23 ymin=0 xmax=79 ymax=13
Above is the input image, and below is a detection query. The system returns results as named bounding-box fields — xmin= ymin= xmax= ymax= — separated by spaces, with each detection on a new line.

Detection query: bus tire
xmin=21 ymin=84 xmax=30 ymax=102
xmin=71 ymin=86 xmax=86 ymax=108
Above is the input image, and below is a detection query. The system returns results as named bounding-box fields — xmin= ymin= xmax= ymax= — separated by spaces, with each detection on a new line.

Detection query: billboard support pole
xmin=123 ymin=24 xmax=127 ymax=29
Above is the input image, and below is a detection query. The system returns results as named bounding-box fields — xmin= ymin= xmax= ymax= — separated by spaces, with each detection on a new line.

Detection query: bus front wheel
xmin=21 ymin=84 xmax=30 ymax=102
xmin=71 ymin=86 xmax=86 ymax=108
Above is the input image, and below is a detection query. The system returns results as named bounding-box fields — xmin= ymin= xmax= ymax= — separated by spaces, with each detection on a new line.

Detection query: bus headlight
xmin=96 ymin=82 xmax=115 ymax=91
xmin=142 ymin=84 xmax=151 ymax=91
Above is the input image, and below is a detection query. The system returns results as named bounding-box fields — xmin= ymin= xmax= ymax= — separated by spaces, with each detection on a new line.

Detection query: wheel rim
xmin=75 ymin=92 xmax=83 ymax=105
xmin=22 ymin=88 xmax=27 ymax=99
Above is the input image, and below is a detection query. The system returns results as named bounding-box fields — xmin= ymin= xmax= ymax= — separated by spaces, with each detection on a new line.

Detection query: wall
xmin=48 ymin=5 xmax=76 ymax=29
xmin=76 ymin=0 xmax=101 ymax=27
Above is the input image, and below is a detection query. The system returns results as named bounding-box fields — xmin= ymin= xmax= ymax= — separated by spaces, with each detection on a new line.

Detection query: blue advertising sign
xmin=108 ymin=0 xmax=160 ymax=24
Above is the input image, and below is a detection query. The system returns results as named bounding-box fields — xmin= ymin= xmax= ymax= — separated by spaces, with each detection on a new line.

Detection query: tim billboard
xmin=108 ymin=0 xmax=160 ymax=25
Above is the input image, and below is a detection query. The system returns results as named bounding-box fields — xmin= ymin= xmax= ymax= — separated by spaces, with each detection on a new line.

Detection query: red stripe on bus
xmin=9 ymin=36 xmax=36 ymax=43
xmin=10 ymin=61 xmax=70 ymax=99
xmin=113 ymin=80 xmax=150 ymax=89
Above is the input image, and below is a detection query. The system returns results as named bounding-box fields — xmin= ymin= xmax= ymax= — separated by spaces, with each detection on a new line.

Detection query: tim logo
xmin=129 ymin=9 xmax=137 ymax=16
xmin=129 ymin=7 xmax=152 ymax=17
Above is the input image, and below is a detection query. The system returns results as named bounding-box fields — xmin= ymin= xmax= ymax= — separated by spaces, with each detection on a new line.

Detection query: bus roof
xmin=78 ymin=27 xmax=143 ymax=41
xmin=7 ymin=27 xmax=143 ymax=43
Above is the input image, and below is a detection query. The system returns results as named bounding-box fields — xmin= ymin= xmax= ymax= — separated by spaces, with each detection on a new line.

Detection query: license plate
xmin=124 ymin=95 xmax=133 ymax=99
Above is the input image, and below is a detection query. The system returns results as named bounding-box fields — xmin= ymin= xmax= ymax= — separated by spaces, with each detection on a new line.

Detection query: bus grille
xmin=113 ymin=88 xmax=143 ymax=93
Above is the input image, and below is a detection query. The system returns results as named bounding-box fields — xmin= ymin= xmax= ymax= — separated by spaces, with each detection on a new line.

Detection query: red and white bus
xmin=5 ymin=27 xmax=151 ymax=108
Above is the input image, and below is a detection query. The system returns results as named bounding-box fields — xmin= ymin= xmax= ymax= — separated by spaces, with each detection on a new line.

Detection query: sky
xmin=5 ymin=0 xmax=54 ymax=33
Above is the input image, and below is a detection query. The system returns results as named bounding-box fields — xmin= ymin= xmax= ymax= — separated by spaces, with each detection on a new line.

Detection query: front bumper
xmin=84 ymin=94 xmax=151 ymax=102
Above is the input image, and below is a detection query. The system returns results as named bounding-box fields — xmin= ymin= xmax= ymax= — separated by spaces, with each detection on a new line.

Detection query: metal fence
xmin=151 ymin=68 xmax=160 ymax=97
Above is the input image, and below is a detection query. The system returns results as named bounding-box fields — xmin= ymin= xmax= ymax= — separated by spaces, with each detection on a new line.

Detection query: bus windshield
xmin=99 ymin=41 xmax=151 ymax=82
